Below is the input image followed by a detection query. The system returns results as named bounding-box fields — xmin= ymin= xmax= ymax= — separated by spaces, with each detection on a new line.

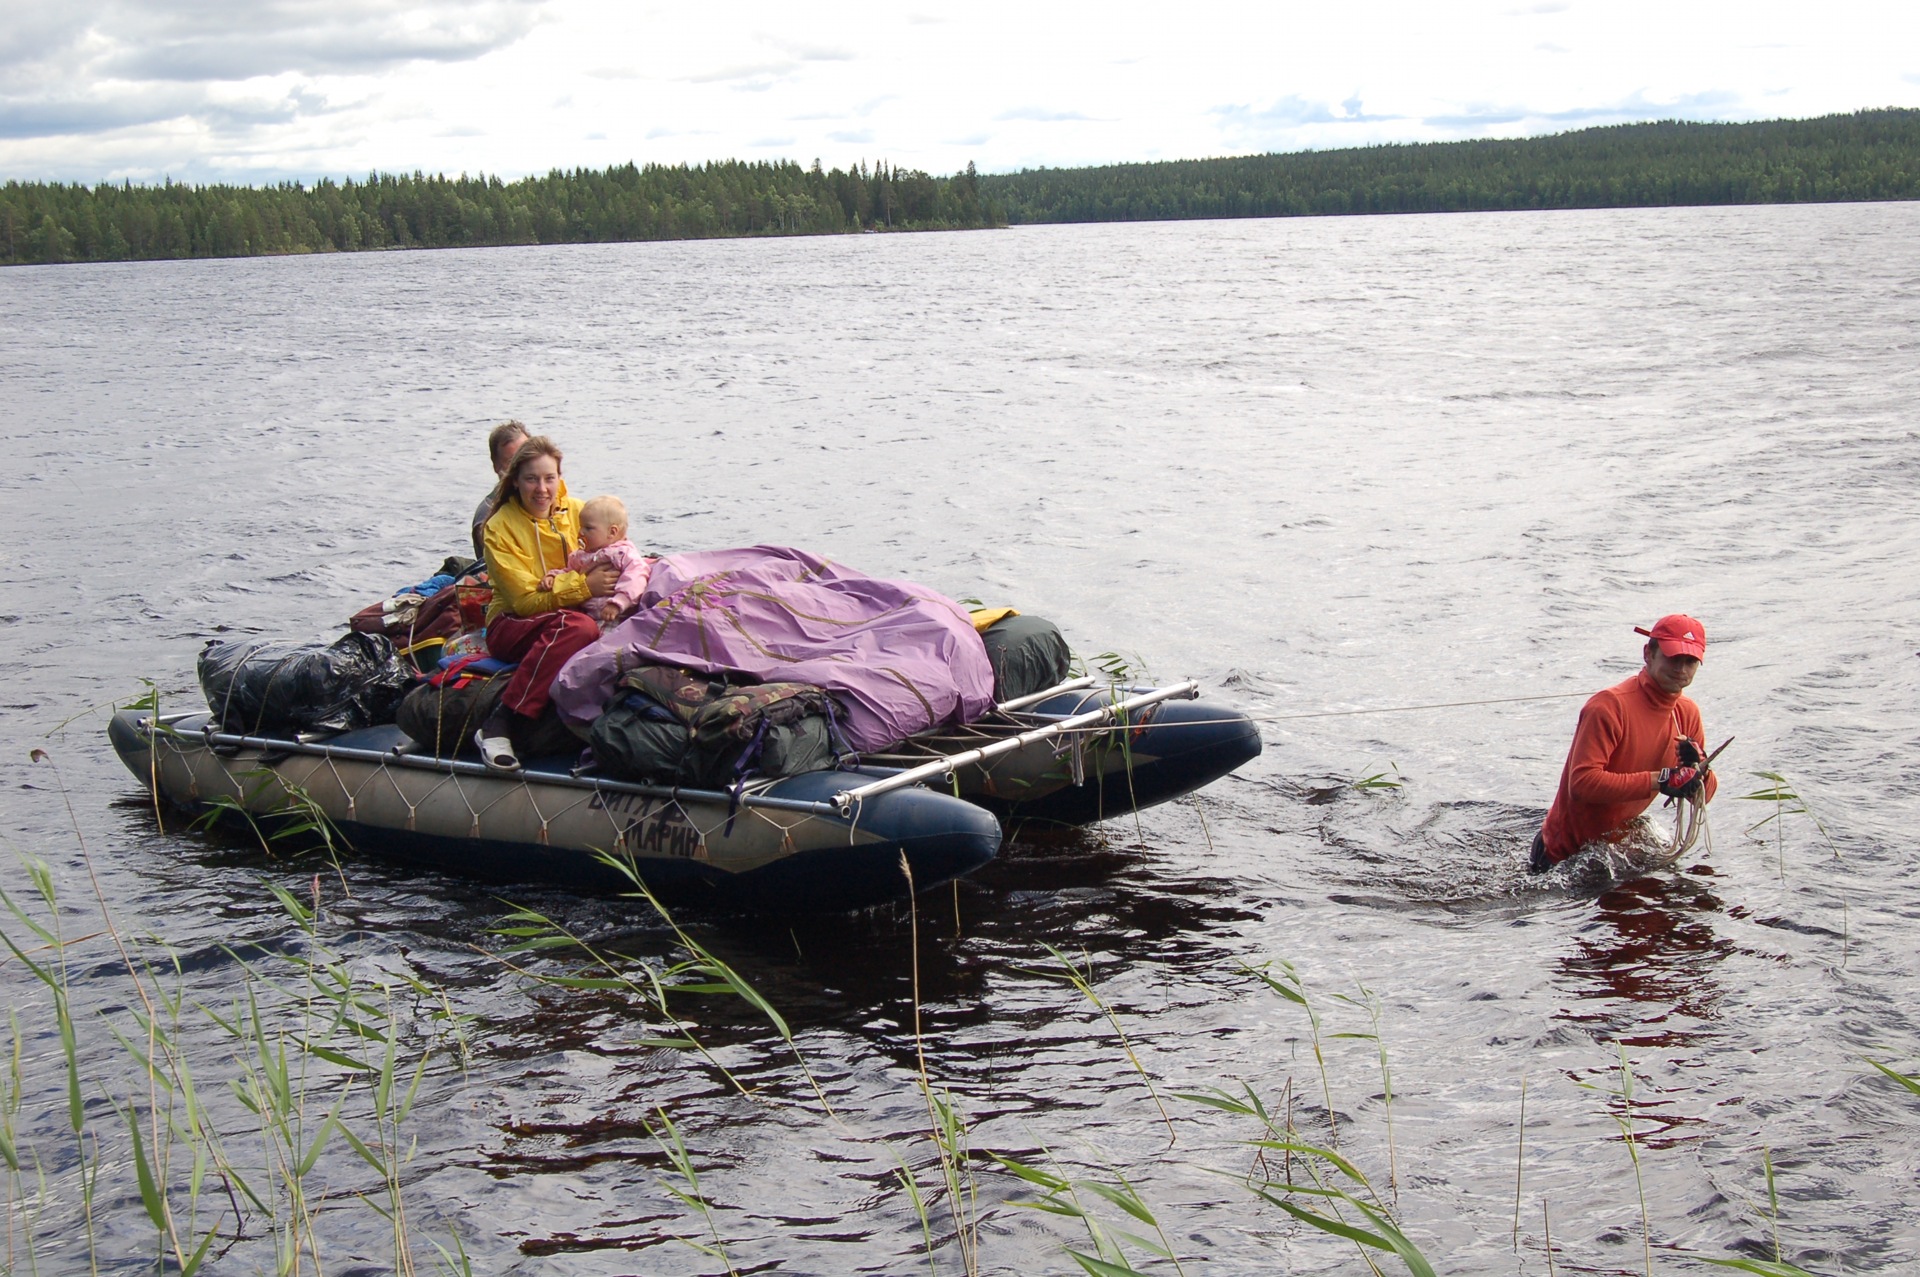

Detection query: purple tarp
xmin=551 ymin=545 xmax=996 ymax=751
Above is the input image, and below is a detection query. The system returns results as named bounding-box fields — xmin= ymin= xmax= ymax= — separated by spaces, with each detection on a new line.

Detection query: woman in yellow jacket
xmin=475 ymin=436 xmax=618 ymax=769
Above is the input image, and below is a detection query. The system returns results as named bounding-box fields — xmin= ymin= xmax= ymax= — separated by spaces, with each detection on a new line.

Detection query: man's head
xmin=488 ymin=420 xmax=529 ymax=475
xmin=1636 ymin=614 xmax=1706 ymax=694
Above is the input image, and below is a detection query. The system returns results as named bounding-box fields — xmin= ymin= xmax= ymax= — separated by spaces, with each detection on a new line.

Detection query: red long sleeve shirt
xmin=1539 ymin=669 xmax=1717 ymax=863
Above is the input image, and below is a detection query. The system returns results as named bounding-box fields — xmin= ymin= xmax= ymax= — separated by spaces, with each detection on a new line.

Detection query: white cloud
xmin=1 ymin=1 xmax=547 ymax=86
xmin=995 ymin=108 xmax=1102 ymax=123
xmin=0 ymin=0 xmax=1915 ymax=183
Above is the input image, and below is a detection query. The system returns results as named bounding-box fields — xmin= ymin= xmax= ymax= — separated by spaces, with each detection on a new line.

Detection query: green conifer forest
xmin=0 ymin=159 xmax=1000 ymax=266
xmin=976 ymin=110 xmax=1920 ymax=223
xmin=3 ymin=111 xmax=1916 ymax=267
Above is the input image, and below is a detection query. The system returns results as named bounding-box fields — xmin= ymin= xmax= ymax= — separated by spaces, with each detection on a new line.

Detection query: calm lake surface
xmin=2 ymin=203 xmax=1917 ymax=1273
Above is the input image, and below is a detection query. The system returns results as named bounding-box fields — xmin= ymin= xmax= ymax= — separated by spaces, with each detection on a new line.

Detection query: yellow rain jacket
xmin=482 ymin=482 xmax=589 ymax=622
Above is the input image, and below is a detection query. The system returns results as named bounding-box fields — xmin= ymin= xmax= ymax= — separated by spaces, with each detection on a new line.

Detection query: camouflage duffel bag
xmin=589 ymin=665 xmax=844 ymax=787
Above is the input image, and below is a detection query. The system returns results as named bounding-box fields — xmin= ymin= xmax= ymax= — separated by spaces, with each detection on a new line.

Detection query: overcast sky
xmin=2 ymin=1 xmax=1916 ymax=184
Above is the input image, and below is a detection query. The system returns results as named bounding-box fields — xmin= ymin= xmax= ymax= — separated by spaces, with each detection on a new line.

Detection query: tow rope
xmin=1643 ymin=736 xmax=1734 ymax=869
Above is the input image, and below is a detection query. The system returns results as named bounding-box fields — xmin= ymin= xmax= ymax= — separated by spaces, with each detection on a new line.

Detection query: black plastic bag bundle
xmin=199 ymin=633 xmax=412 ymax=735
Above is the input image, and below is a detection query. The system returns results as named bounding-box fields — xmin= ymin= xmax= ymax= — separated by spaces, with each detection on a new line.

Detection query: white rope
xmin=1644 ymin=791 xmax=1709 ymax=871
xmin=1000 ymin=689 xmax=1595 ymax=737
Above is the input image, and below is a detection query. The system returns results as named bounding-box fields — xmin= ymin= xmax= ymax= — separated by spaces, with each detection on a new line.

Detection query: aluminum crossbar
xmin=145 ymin=718 xmax=845 ymax=818
xmin=993 ymin=675 xmax=1097 ymax=713
xmin=831 ymin=681 xmax=1200 ymax=814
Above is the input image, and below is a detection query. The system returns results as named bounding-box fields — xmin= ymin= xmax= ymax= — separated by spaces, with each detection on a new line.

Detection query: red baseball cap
xmin=1635 ymin=614 xmax=1706 ymax=658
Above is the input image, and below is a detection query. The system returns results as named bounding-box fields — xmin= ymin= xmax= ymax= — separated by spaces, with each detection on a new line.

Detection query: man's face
xmin=1645 ymin=643 xmax=1701 ymax=694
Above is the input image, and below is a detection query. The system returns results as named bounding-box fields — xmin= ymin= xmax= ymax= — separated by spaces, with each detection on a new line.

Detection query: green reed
xmin=1737 ymin=770 xmax=1840 ymax=866
xmin=1350 ymin=763 xmax=1404 ymax=792
xmin=1863 ymin=1057 xmax=1920 ymax=1097
xmin=901 ymin=853 xmax=982 ymax=1277
xmin=0 ymin=751 xmax=468 ymax=1275
xmin=497 ymin=851 xmax=836 ymax=1114
xmin=0 ymin=854 xmax=466 ymax=1275
xmin=643 ymin=1105 xmax=740 ymax=1275
xmin=1330 ymin=983 xmax=1397 ymax=1195
xmin=990 ymin=1146 xmax=1188 ymax=1277
xmin=15 ymin=752 xmax=1900 ymax=1274
xmin=1697 ymin=1151 xmax=1820 ymax=1277
xmin=1580 ymin=1043 xmax=1653 ymax=1277
xmin=1235 ymin=958 xmax=1340 ymax=1148
xmin=1737 ymin=769 xmax=1848 ymax=963
xmin=1034 ymin=943 xmax=1174 ymax=1143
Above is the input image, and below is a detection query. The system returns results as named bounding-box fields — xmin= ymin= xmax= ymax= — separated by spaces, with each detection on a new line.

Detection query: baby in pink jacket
xmin=540 ymin=494 xmax=653 ymax=630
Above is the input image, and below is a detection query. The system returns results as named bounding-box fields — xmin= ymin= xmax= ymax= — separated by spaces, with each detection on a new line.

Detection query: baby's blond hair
xmin=581 ymin=494 xmax=628 ymax=531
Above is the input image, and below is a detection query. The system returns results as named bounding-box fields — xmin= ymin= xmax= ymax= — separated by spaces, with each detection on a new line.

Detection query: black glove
xmin=1676 ymin=738 xmax=1704 ymax=768
xmin=1658 ymin=765 xmax=1704 ymax=799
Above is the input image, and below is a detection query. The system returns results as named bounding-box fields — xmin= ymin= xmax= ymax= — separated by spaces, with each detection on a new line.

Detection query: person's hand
xmin=596 ymin=600 xmax=620 ymax=624
xmin=1658 ymin=766 xmax=1704 ymax=798
xmin=539 ymin=569 xmax=560 ymax=591
xmin=585 ymin=562 xmax=620 ymax=597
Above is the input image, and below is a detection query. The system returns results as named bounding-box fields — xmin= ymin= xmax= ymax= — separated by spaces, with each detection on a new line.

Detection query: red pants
xmin=485 ymin=610 xmax=601 ymax=719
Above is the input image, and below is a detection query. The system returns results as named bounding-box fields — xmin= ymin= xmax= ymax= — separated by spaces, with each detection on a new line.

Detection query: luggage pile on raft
xmin=196 ymin=545 xmax=1077 ymax=791
xmin=114 ymin=544 xmax=1258 ymax=909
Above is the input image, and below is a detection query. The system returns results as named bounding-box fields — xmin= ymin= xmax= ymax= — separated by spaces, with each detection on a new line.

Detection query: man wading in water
xmin=1530 ymin=615 xmax=1719 ymax=872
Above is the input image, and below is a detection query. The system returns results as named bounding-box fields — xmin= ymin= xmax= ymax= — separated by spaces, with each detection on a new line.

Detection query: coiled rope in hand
xmin=1645 ymin=791 xmax=1708 ymax=871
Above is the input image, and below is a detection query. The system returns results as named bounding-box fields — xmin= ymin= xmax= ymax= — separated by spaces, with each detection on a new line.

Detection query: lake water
xmin=2 ymin=202 xmax=1917 ymax=1273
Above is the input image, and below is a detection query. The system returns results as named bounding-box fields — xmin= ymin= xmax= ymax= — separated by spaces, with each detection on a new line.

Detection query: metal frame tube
xmin=137 ymin=718 xmax=845 ymax=817
xmin=993 ymin=675 xmax=1097 ymax=713
xmin=831 ymin=682 xmax=1200 ymax=814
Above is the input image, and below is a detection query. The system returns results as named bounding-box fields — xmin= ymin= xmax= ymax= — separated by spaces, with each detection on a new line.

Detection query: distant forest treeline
xmin=976 ymin=110 xmax=1920 ymax=223
xmin=0 ymin=159 xmax=1001 ymax=265
xmin=4 ymin=110 xmax=1918 ymax=267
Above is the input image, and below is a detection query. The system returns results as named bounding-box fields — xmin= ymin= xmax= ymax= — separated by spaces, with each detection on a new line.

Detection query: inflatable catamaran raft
xmin=109 ymin=547 xmax=1260 ymax=911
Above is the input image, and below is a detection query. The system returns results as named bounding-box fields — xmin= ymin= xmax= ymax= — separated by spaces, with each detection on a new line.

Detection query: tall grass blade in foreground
xmin=1236 ymin=1138 xmax=1431 ymax=1277
xmin=1330 ymin=983 xmax=1396 ymax=1193
xmin=1172 ymin=1081 xmax=1421 ymax=1273
xmin=1700 ymin=1260 xmax=1825 ymax=1276
xmin=989 ymin=1147 xmax=1187 ymax=1277
xmin=1863 ymin=1057 xmax=1920 ymax=1097
xmin=492 ymin=852 xmax=834 ymax=1116
xmin=0 ymin=840 xmax=466 ymax=1274
xmin=1737 ymin=770 xmax=1847 ymax=961
xmin=643 ymin=1105 xmax=740 ymax=1275
xmin=901 ymin=853 xmax=980 ymax=1277
xmin=1511 ymin=1072 xmax=1527 ymax=1250
xmin=1237 ymin=958 xmax=1339 ymax=1147
xmin=1576 ymin=1044 xmax=1653 ymax=1277
xmin=1035 ymin=942 xmax=1174 ymax=1143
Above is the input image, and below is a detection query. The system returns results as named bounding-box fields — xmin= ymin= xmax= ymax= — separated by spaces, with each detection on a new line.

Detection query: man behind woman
xmin=472 ymin=421 xmax=528 ymax=560
xmin=473 ymin=431 xmax=646 ymax=770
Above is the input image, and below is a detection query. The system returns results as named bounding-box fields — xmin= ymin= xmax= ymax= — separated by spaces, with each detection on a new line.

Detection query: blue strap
xmin=437 ymin=655 xmax=514 ymax=676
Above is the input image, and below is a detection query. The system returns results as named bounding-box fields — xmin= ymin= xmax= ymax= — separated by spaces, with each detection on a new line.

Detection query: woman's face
xmin=514 ymin=454 xmax=562 ymax=519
